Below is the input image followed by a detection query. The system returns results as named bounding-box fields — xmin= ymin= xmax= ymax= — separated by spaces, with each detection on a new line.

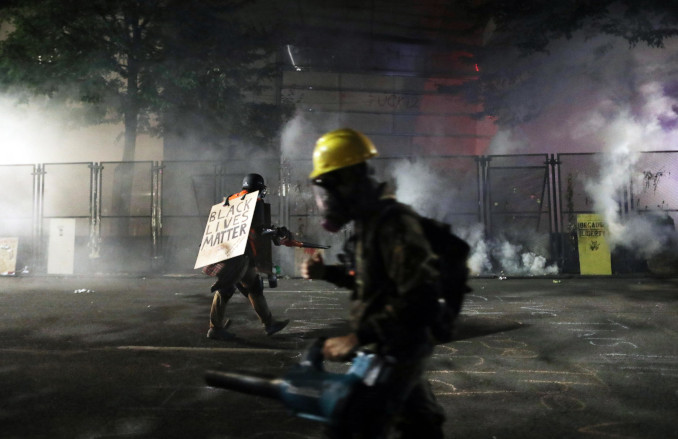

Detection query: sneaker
xmin=207 ymin=319 xmax=233 ymax=340
xmin=265 ymin=319 xmax=290 ymax=336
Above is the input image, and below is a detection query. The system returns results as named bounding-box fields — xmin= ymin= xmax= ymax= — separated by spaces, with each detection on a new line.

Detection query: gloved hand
xmin=272 ymin=226 xmax=292 ymax=246
xmin=301 ymin=252 xmax=326 ymax=279
xmin=276 ymin=226 xmax=291 ymax=240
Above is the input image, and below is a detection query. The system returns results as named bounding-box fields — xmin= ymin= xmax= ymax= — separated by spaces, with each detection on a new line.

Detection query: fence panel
xmin=0 ymin=164 xmax=35 ymax=236
xmin=633 ymin=151 xmax=678 ymax=219
xmin=283 ymin=154 xmax=481 ymax=231
xmin=98 ymin=161 xmax=154 ymax=273
xmin=482 ymin=154 xmax=555 ymax=271
xmin=557 ymin=151 xmax=678 ymax=274
xmin=2 ymin=151 xmax=672 ymax=276
xmin=383 ymin=155 xmax=480 ymax=229
xmin=557 ymin=153 xmax=602 ymax=231
xmin=160 ymin=161 xmax=219 ymax=273
xmin=487 ymin=154 xmax=551 ymax=236
xmin=281 ymin=155 xmax=481 ymax=273
xmin=0 ymin=164 xmax=35 ymax=271
xmin=41 ymin=163 xmax=93 ymax=274
xmin=369 ymin=155 xmax=480 ymax=230
xmin=160 ymin=159 xmax=283 ymax=273
xmin=282 ymin=157 xmax=321 ymax=237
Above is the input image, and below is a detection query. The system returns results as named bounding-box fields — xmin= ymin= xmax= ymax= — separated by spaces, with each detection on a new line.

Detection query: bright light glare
xmin=0 ymin=96 xmax=61 ymax=165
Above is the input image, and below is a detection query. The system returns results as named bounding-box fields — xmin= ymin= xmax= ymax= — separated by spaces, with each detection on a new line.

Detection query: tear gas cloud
xmin=279 ymin=33 xmax=678 ymax=276
xmin=0 ymin=92 xmax=282 ymax=275
xmin=4 ymin=28 xmax=677 ymax=276
xmin=0 ymin=95 xmax=62 ymax=164
xmin=584 ymin=108 xmax=678 ymax=259
xmin=391 ymin=160 xmax=559 ymax=276
xmin=0 ymin=95 xmax=63 ymax=271
xmin=487 ymin=33 xmax=678 ymax=265
xmin=277 ymin=111 xmax=351 ymax=273
xmin=0 ymin=93 xmax=164 ymax=164
xmin=487 ymin=35 xmax=678 ymax=154
xmin=279 ymin=112 xmax=560 ymax=276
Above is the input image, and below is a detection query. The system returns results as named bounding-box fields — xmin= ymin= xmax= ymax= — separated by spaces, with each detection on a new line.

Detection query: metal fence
xmin=1 ymin=151 xmax=676 ymax=275
xmin=556 ymin=151 xmax=678 ymax=272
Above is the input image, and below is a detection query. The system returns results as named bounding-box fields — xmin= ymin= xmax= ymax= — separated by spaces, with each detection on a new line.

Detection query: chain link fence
xmin=1 ymin=151 xmax=675 ymax=276
xmin=557 ymin=151 xmax=678 ymax=273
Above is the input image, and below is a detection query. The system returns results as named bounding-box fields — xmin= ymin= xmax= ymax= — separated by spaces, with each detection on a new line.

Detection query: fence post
xmin=546 ymin=154 xmax=564 ymax=269
xmin=279 ymin=158 xmax=291 ymax=235
xmin=31 ymin=164 xmax=46 ymax=273
xmin=476 ymin=155 xmax=491 ymax=238
xmin=151 ymin=161 xmax=165 ymax=268
xmin=88 ymin=163 xmax=103 ymax=259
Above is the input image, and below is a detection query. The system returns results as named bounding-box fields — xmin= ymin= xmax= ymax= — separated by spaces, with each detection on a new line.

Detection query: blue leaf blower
xmin=204 ymin=338 xmax=391 ymax=426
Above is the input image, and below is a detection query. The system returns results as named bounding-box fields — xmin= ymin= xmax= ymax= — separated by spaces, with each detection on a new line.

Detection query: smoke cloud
xmin=0 ymin=93 xmax=163 ymax=164
xmin=487 ymin=33 xmax=678 ymax=270
xmin=391 ymin=159 xmax=558 ymax=276
xmin=392 ymin=160 xmax=461 ymax=224
xmin=0 ymin=95 xmax=61 ymax=164
xmin=278 ymin=111 xmax=563 ymax=277
xmin=276 ymin=111 xmax=351 ymax=274
xmin=584 ymin=108 xmax=678 ymax=259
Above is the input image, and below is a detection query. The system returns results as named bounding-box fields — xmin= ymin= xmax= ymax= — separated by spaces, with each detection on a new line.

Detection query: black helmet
xmin=242 ymin=173 xmax=266 ymax=192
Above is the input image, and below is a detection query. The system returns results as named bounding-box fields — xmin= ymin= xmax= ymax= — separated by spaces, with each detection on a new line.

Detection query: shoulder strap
xmin=228 ymin=190 xmax=248 ymax=201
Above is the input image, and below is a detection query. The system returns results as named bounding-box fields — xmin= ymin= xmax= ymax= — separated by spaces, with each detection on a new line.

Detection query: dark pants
xmin=209 ymin=255 xmax=274 ymax=328
xmin=325 ymin=350 xmax=445 ymax=439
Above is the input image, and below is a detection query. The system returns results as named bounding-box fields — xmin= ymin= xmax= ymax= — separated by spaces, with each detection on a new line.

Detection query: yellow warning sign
xmin=577 ymin=214 xmax=612 ymax=275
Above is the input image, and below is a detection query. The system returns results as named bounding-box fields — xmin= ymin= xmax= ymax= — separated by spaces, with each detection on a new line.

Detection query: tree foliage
xmin=0 ymin=0 xmax=289 ymax=158
xmin=447 ymin=0 xmax=678 ymax=126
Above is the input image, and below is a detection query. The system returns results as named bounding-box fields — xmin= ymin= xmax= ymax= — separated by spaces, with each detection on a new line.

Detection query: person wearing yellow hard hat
xmin=308 ymin=128 xmax=379 ymax=233
xmin=302 ymin=128 xmax=446 ymax=438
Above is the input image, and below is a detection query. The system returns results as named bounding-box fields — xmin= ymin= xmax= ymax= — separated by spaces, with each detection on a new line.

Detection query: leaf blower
xmin=204 ymin=338 xmax=392 ymax=426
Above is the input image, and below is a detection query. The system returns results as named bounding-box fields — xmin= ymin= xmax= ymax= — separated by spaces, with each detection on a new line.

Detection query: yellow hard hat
xmin=309 ymin=128 xmax=378 ymax=179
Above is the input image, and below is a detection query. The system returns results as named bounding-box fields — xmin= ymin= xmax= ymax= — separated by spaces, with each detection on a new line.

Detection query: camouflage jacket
xmin=324 ymin=195 xmax=441 ymax=356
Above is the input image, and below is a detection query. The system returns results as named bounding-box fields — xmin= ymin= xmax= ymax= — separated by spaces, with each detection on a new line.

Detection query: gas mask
xmin=312 ymin=184 xmax=351 ymax=233
xmin=311 ymin=164 xmax=372 ymax=232
xmin=311 ymin=167 xmax=360 ymax=233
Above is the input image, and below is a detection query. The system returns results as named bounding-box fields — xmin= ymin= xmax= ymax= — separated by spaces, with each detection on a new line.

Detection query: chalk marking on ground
xmin=0 ymin=346 xmax=294 ymax=355
xmin=578 ymin=422 xmax=642 ymax=439
xmin=428 ymin=369 xmax=496 ymax=374
xmin=267 ymin=290 xmax=348 ymax=294
xmin=520 ymin=379 xmax=600 ymax=386
xmin=0 ymin=348 xmax=91 ymax=355
xmin=436 ymin=390 xmax=519 ymax=396
xmin=116 ymin=346 xmax=291 ymax=354
xmin=507 ymin=369 xmax=595 ymax=375
xmin=600 ymin=353 xmax=678 ymax=361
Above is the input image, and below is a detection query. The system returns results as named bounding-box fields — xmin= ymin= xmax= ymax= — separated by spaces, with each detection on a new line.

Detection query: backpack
xmin=418 ymin=215 xmax=472 ymax=343
xmin=371 ymin=200 xmax=471 ymax=343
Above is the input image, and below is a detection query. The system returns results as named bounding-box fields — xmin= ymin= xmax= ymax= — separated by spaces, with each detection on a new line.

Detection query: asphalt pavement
xmin=0 ymin=274 xmax=677 ymax=439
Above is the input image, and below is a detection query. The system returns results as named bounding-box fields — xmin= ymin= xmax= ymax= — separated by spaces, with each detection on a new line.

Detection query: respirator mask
xmin=312 ymin=174 xmax=353 ymax=233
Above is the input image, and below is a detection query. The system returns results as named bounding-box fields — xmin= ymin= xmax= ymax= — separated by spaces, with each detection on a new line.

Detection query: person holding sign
xmin=301 ymin=129 xmax=447 ymax=438
xmin=203 ymin=173 xmax=291 ymax=340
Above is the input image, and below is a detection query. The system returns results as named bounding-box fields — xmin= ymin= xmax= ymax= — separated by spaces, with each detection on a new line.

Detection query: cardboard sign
xmin=577 ymin=213 xmax=612 ymax=275
xmin=0 ymin=237 xmax=19 ymax=275
xmin=194 ymin=191 xmax=258 ymax=269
